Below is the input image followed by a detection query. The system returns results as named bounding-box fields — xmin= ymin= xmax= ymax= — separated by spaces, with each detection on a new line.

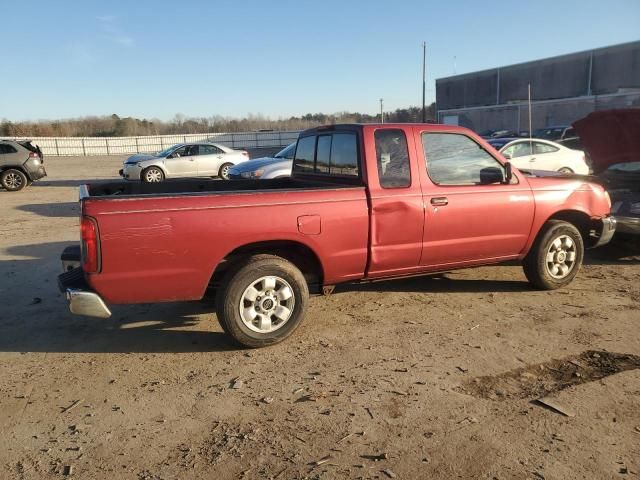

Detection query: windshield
xmin=275 ymin=142 xmax=296 ymax=159
xmin=156 ymin=145 xmax=180 ymax=157
xmin=607 ymin=161 xmax=640 ymax=173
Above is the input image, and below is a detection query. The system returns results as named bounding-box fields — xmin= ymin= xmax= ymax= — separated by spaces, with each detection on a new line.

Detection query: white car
xmin=120 ymin=142 xmax=250 ymax=182
xmin=499 ymin=138 xmax=589 ymax=175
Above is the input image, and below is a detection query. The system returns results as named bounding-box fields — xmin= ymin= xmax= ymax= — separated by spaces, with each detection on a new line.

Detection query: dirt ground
xmin=1 ymin=155 xmax=639 ymax=480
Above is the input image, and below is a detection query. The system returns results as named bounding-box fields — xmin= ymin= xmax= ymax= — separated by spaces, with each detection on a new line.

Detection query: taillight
xmin=29 ymin=152 xmax=39 ymax=159
xmin=81 ymin=216 xmax=100 ymax=273
xmin=242 ymin=151 xmax=249 ymax=157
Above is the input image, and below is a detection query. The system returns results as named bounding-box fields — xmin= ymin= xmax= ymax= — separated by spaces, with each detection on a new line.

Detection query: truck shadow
xmin=18 ymin=202 xmax=80 ymax=218
xmin=0 ymin=241 xmax=236 ymax=354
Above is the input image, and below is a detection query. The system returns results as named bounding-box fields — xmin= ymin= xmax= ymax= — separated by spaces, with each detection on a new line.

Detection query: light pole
xmin=422 ymin=41 xmax=426 ymax=123
xmin=380 ymin=98 xmax=384 ymax=123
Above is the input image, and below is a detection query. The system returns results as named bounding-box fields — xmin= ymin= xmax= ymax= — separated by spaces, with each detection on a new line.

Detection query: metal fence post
xmin=82 ymin=138 xmax=86 ymax=156
xmin=105 ymin=138 xmax=110 ymax=155
xmin=135 ymin=137 xmax=139 ymax=153
xmin=55 ymin=138 xmax=59 ymax=156
xmin=231 ymin=134 xmax=236 ymax=148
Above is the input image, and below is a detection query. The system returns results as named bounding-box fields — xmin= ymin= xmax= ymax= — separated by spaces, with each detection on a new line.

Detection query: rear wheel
xmin=1 ymin=169 xmax=28 ymax=191
xmin=218 ymin=163 xmax=233 ymax=180
xmin=215 ymin=254 xmax=309 ymax=347
xmin=558 ymin=167 xmax=574 ymax=174
xmin=142 ymin=167 xmax=164 ymax=183
xmin=523 ymin=220 xmax=584 ymax=290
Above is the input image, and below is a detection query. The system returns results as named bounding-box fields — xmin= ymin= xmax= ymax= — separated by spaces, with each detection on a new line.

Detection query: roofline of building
xmin=436 ymin=90 xmax=640 ymax=114
xmin=436 ymin=39 xmax=640 ymax=83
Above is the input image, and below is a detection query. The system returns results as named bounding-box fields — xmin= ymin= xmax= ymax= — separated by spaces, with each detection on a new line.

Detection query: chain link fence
xmin=3 ymin=130 xmax=301 ymax=156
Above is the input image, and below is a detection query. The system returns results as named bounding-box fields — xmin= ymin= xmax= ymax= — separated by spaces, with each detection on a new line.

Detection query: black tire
xmin=523 ymin=220 xmax=584 ymax=290
xmin=215 ymin=254 xmax=309 ymax=348
xmin=218 ymin=163 xmax=233 ymax=180
xmin=558 ymin=167 xmax=574 ymax=174
xmin=141 ymin=167 xmax=165 ymax=183
xmin=1 ymin=169 xmax=28 ymax=192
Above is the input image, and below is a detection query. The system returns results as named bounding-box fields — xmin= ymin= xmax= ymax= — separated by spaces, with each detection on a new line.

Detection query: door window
xmin=170 ymin=146 xmax=189 ymax=158
xmin=0 ymin=144 xmax=18 ymax=154
xmin=375 ymin=129 xmax=410 ymax=188
xmin=533 ymin=142 xmax=559 ymax=155
xmin=184 ymin=145 xmax=199 ymax=156
xmin=502 ymin=141 xmax=533 ymax=158
xmin=330 ymin=133 xmax=358 ymax=176
xmin=423 ymin=133 xmax=508 ymax=185
xmin=200 ymin=144 xmax=222 ymax=155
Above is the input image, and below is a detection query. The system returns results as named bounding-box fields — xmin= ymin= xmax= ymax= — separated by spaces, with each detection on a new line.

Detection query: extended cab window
xmin=375 ymin=129 xmax=410 ymax=188
xmin=423 ymin=133 xmax=508 ymax=185
xmin=293 ymin=132 xmax=359 ymax=177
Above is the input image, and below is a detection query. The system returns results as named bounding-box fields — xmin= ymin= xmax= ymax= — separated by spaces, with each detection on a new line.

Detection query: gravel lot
xmin=1 ymin=156 xmax=639 ymax=479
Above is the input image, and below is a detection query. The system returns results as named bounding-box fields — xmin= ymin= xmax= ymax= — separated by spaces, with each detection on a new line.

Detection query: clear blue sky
xmin=3 ymin=0 xmax=639 ymax=121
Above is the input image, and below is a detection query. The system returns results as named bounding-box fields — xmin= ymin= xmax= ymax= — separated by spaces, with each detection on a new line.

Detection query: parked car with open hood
xmin=499 ymin=138 xmax=589 ymax=175
xmin=228 ymin=142 xmax=296 ymax=180
xmin=0 ymin=139 xmax=46 ymax=191
xmin=119 ymin=142 xmax=249 ymax=182
xmin=574 ymin=109 xmax=640 ymax=235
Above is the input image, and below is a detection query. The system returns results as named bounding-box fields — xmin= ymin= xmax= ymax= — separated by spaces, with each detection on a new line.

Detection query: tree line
xmin=1 ymin=104 xmax=436 ymax=137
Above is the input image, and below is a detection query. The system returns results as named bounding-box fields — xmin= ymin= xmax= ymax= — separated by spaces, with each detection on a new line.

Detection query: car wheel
xmin=558 ymin=167 xmax=574 ymax=174
xmin=218 ymin=163 xmax=233 ymax=180
xmin=1 ymin=169 xmax=28 ymax=191
xmin=215 ymin=254 xmax=309 ymax=348
xmin=523 ymin=220 xmax=584 ymax=290
xmin=142 ymin=167 xmax=164 ymax=183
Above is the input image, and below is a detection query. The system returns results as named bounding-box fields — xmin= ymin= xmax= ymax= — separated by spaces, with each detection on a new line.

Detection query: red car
xmin=58 ymin=123 xmax=616 ymax=347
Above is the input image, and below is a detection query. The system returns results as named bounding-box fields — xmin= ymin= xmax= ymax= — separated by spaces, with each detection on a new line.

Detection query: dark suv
xmin=0 ymin=140 xmax=47 ymax=191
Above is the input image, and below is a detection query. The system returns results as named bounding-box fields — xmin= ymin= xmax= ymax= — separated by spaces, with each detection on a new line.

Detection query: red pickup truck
xmin=59 ymin=124 xmax=616 ymax=347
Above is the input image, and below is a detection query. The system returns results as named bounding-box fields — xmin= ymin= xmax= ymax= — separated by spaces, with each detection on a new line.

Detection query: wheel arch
xmin=526 ymin=210 xmax=592 ymax=253
xmin=140 ymin=163 xmax=167 ymax=180
xmin=209 ymin=240 xmax=325 ymax=294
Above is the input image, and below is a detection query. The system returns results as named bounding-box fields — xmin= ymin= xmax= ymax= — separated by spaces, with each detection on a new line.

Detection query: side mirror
xmin=505 ymin=162 xmax=513 ymax=184
xmin=502 ymin=152 xmax=512 ymax=160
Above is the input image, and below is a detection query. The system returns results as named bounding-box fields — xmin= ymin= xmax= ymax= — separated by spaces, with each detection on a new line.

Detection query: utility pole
xmin=380 ymin=98 xmax=384 ymax=123
xmin=528 ymin=83 xmax=533 ymax=140
xmin=422 ymin=41 xmax=426 ymax=123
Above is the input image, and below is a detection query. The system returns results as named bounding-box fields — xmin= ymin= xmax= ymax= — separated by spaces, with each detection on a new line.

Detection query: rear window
xmin=293 ymin=132 xmax=359 ymax=177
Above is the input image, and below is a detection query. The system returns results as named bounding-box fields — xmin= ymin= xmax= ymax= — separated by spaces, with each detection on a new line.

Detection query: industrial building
xmin=435 ymin=40 xmax=640 ymax=134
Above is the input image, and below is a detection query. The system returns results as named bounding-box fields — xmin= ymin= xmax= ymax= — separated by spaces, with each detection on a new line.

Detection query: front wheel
xmin=215 ymin=254 xmax=309 ymax=347
xmin=141 ymin=167 xmax=165 ymax=183
xmin=558 ymin=167 xmax=574 ymax=174
xmin=218 ymin=163 xmax=233 ymax=180
xmin=1 ymin=169 xmax=28 ymax=191
xmin=523 ymin=220 xmax=584 ymax=290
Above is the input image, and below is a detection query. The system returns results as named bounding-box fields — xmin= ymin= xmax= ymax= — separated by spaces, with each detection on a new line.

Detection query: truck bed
xmin=85 ymin=177 xmax=363 ymax=198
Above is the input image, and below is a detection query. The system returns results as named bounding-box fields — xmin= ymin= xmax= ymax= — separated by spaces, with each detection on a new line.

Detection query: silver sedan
xmin=120 ymin=142 xmax=250 ymax=182
xmin=228 ymin=143 xmax=295 ymax=180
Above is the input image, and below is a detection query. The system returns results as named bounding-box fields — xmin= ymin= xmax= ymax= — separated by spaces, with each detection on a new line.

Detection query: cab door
xmin=417 ymin=129 xmax=534 ymax=267
xmin=365 ymin=126 xmax=425 ymax=278
xmin=165 ymin=145 xmax=198 ymax=177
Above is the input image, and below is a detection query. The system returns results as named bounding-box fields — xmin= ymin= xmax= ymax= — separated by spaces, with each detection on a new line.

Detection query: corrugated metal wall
xmin=2 ymin=130 xmax=300 ymax=156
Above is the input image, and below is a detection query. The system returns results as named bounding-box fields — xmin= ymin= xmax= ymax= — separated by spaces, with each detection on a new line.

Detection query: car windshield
xmin=275 ymin=143 xmax=296 ymax=159
xmin=607 ymin=161 xmax=640 ymax=173
xmin=156 ymin=145 xmax=179 ymax=157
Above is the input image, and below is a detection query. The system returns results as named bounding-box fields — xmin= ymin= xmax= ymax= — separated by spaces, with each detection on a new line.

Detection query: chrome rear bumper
xmin=58 ymin=261 xmax=112 ymax=319
xmin=66 ymin=288 xmax=112 ymax=318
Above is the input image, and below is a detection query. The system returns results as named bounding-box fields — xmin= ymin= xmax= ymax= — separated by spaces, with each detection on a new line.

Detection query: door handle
xmin=430 ymin=197 xmax=448 ymax=206
xmin=189 ymin=158 xmax=195 ymax=161
xmin=530 ymin=157 xmax=536 ymax=162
